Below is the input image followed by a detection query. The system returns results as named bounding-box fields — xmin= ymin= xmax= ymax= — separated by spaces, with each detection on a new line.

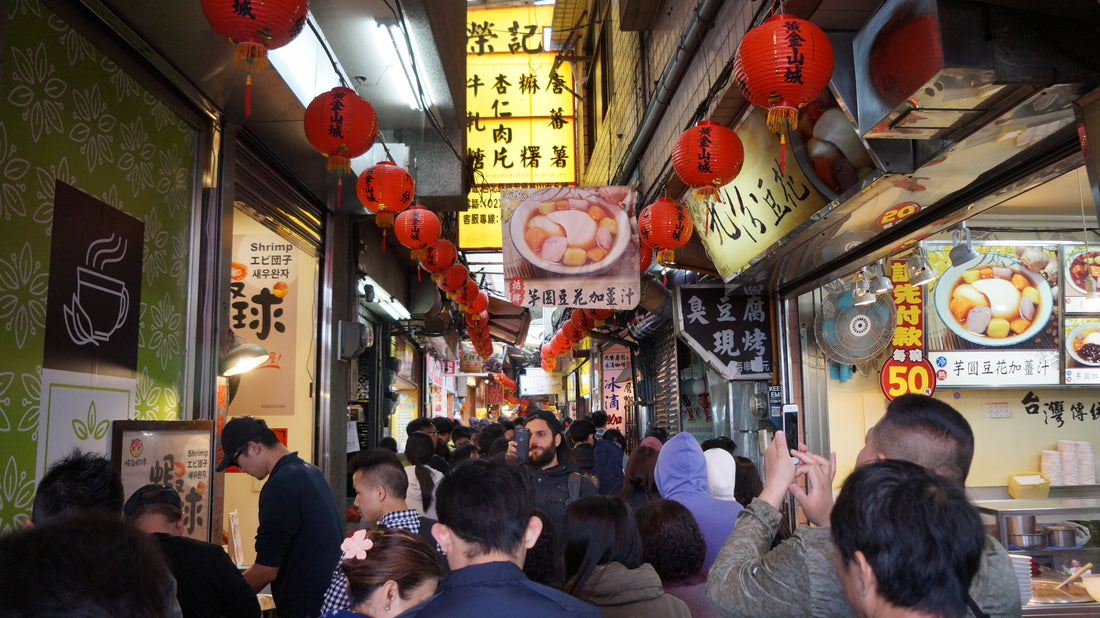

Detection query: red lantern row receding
xmin=304 ymin=87 xmax=377 ymax=208
xmin=200 ymin=0 xmax=308 ymax=117
xmin=394 ymin=205 xmax=441 ymax=260
xmin=440 ymin=264 xmax=469 ymax=295
xmin=585 ymin=308 xmax=613 ymax=325
xmin=467 ymin=291 xmax=488 ymax=315
xmin=638 ymin=197 xmax=693 ymax=266
xmin=454 ymin=280 xmax=479 ymax=308
xmin=357 ymin=161 xmax=414 ymax=250
xmin=570 ymin=309 xmax=595 ymax=331
xmin=672 ymin=120 xmax=744 ymax=197
xmin=734 ymin=14 xmax=834 ymax=171
xmin=562 ymin=321 xmax=584 ymax=343
xmin=422 ymin=239 xmax=457 ymax=282
xmin=466 ymin=309 xmax=489 ymax=325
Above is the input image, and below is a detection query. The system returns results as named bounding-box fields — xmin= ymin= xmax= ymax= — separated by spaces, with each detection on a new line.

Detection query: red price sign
xmin=880 ymin=358 xmax=936 ymax=400
xmin=875 ymin=202 xmax=920 ymax=230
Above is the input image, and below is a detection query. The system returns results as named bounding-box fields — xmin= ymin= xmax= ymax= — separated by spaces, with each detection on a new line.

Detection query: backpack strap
xmin=568 ymin=472 xmax=581 ymax=503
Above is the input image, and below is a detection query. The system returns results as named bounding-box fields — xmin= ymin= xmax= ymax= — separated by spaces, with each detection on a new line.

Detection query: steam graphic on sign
xmin=63 ymin=233 xmax=130 ymax=346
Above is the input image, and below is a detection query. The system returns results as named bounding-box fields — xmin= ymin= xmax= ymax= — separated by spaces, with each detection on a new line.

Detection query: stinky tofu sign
xmin=675 ymin=284 xmax=773 ymax=380
xmin=683 ymin=108 xmax=828 ymax=281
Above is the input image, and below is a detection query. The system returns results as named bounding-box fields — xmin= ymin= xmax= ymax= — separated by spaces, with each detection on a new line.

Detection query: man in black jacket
xmin=515 ymin=410 xmax=596 ymax=532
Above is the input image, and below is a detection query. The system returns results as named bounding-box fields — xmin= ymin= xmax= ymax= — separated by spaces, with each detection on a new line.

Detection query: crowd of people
xmin=0 ymin=394 xmax=1020 ymax=618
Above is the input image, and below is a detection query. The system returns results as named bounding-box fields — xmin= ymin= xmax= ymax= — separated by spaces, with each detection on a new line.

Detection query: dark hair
xmin=405 ymin=431 xmax=437 ymax=511
xmin=733 ymin=456 xmax=763 ymax=508
xmin=350 ymin=449 xmax=408 ymax=500
xmin=451 ymin=425 xmax=473 ymax=443
xmin=128 ymin=502 xmax=183 ymax=524
xmin=407 ymin=417 xmax=435 ymax=436
xmin=340 ymin=528 xmax=445 ymax=608
xmin=523 ymin=508 xmax=563 ymax=588
xmin=0 ymin=512 xmax=175 ymax=616
xmin=563 ymin=495 xmax=643 ymax=594
xmin=499 ymin=417 xmax=515 ymax=431
xmin=378 ymin=436 xmax=398 ymax=453
xmin=634 ymin=499 xmax=705 ymax=580
xmin=832 ymin=460 xmax=985 ymax=617
xmin=569 ymin=419 xmax=596 ymax=443
xmin=602 ymin=429 xmax=626 ymax=451
xmin=431 ymin=417 xmax=454 ymax=435
xmin=618 ymin=446 xmax=659 ymax=501
xmin=450 ymin=443 xmax=479 ymax=464
xmin=644 ymin=426 xmax=669 ymax=444
xmin=488 ymin=435 xmax=511 ymax=459
xmin=435 ymin=459 xmax=534 ymax=557
xmin=33 ymin=450 xmax=124 ymax=523
xmin=701 ymin=435 xmax=737 ymax=456
xmin=872 ymin=393 xmax=974 ymax=483
xmin=477 ymin=423 xmax=505 ymax=456
xmin=589 ymin=411 xmax=608 ymax=429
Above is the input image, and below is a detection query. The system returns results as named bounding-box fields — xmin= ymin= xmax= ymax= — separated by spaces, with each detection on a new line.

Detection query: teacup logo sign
xmin=43 ymin=182 xmax=143 ymax=378
xmin=63 ymin=234 xmax=130 ymax=346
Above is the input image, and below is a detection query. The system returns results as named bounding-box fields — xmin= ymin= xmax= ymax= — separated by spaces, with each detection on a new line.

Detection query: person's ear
xmin=376 ymin=484 xmax=387 ymax=502
xmin=174 ymin=517 xmax=185 ymax=535
xmin=382 ymin=579 xmax=400 ymax=605
xmin=853 ymin=550 xmax=877 ymax=598
xmin=523 ymin=515 xmax=544 ymax=550
xmin=432 ymin=523 xmax=454 ymax=555
xmin=553 ymin=433 xmax=562 ymax=449
xmin=875 ymin=452 xmax=887 ymax=462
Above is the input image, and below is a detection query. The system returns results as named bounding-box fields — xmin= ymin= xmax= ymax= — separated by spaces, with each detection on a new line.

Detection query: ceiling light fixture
xmin=360 ymin=275 xmax=411 ymax=320
xmin=868 ymin=261 xmax=894 ymax=295
xmin=852 ymin=270 xmax=876 ymax=306
xmin=949 ymin=221 xmax=980 ymax=266
xmin=908 ymin=248 xmax=937 ymax=287
xmin=379 ymin=22 xmax=430 ymax=111
xmin=220 ymin=332 xmax=269 ymax=376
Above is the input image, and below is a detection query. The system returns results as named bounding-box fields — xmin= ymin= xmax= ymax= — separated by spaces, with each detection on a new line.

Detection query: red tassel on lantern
xmin=394 ymin=205 xmax=441 ymax=260
xmin=422 ymin=239 xmax=457 ymax=283
xmin=304 ymin=87 xmax=377 ymax=209
xmin=200 ymin=0 xmax=308 ymax=118
xmin=734 ymin=14 xmax=834 ymax=171
xmin=672 ymin=120 xmax=744 ymax=200
xmin=357 ymin=161 xmax=414 ymax=250
xmin=638 ymin=197 xmax=693 ymax=266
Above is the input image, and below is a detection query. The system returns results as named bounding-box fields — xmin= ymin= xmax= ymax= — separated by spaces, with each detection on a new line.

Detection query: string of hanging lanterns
xmin=303 ymin=87 xmax=378 ymax=209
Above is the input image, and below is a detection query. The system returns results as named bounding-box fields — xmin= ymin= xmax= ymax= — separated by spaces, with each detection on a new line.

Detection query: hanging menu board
xmin=111 ymin=420 xmax=214 ymax=542
xmin=674 ymin=283 xmax=773 ymax=380
xmin=923 ymin=242 xmax=1059 ymax=386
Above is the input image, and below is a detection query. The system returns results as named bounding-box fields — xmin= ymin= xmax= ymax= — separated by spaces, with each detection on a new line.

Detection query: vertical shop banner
xmin=487 ymin=382 xmax=504 ymax=405
xmin=674 ymin=284 xmax=773 ymax=380
xmin=600 ymin=345 xmax=633 ymax=434
xmin=924 ymin=243 xmax=1059 ymax=386
xmin=112 ymin=421 xmax=213 ymax=542
xmin=229 ymin=234 xmax=298 ymax=413
xmin=880 ymin=260 xmax=936 ymax=399
xmin=502 ymin=186 xmax=640 ymax=310
xmin=39 ymin=182 xmax=143 ymax=476
xmin=392 ymin=391 xmax=417 ymax=451
xmin=682 ymin=109 xmax=828 ymax=281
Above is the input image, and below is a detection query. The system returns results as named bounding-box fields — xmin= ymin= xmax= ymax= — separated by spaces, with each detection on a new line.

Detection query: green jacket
xmin=576 ymin=562 xmax=691 ymax=618
xmin=706 ymin=498 xmax=1022 ymax=618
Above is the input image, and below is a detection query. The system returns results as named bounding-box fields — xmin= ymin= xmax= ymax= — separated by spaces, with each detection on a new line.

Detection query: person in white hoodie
xmin=703 ymin=448 xmax=737 ymax=502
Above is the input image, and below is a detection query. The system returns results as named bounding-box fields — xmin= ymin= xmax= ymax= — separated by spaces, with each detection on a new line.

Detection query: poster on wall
xmin=880 ymin=259 xmax=936 ymax=399
xmin=1064 ymin=316 xmax=1100 ymax=384
xmin=228 ymin=233 xmax=299 ymax=413
xmin=1064 ymin=244 xmax=1100 ymax=314
xmin=502 ymin=186 xmax=640 ymax=310
xmin=924 ymin=243 xmax=1060 ymax=386
xmin=111 ymin=421 xmax=214 ymax=542
xmin=600 ymin=345 xmax=632 ymax=435
xmin=674 ymin=283 xmax=773 ymax=380
xmin=38 ymin=182 xmax=144 ymax=479
xmin=392 ymin=391 xmax=417 ymax=451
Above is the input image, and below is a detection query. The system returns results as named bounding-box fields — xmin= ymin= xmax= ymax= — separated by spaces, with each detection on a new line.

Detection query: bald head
xmin=859 ymin=394 xmax=974 ymax=484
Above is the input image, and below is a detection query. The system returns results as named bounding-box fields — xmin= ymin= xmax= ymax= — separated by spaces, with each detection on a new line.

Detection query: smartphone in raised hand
xmin=513 ymin=426 xmax=530 ymax=463
xmin=782 ymin=404 xmax=800 ymax=464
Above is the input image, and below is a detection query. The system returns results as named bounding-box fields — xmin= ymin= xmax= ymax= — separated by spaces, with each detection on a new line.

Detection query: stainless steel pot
xmin=1009 ymin=532 xmax=1047 ymax=549
xmin=1006 ymin=515 xmax=1037 ymax=535
xmin=1046 ymin=526 xmax=1077 ymax=548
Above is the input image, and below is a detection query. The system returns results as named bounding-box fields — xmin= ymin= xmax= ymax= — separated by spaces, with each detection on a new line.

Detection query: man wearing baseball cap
xmin=125 ymin=483 xmax=260 ymax=618
xmin=217 ymin=416 xmax=342 ymax=618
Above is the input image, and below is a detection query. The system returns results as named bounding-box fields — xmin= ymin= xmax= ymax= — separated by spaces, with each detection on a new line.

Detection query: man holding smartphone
xmin=509 ymin=409 xmax=596 ymax=533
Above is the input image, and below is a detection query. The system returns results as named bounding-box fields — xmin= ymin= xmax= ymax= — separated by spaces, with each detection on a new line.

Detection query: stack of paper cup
xmin=1042 ymin=450 xmax=1063 ymax=485
xmin=1060 ymin=440 xmax=1079 ymax=485
xmin=1077 ymin=441 xmax=1095 ymax=485
xmin=1008 ymin=554 xmax=1034 ymax=602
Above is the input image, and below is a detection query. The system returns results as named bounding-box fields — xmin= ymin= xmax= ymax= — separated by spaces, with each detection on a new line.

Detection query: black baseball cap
xmin=123 ymin=483 xmax=182 ymax=516
xmin=216 ymin=416 xmax=275 ymax=471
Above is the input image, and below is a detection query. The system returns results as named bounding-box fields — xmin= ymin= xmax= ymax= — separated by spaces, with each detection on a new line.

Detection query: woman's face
xmin=357 ymin=578 xmax=438 ymax=617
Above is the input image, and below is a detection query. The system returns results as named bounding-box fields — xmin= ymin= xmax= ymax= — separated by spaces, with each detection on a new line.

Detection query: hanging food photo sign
xmin=880 ymin=259 xmax=936 ymax=400
xmin=502 ymin=186 xmax=641 ymax=310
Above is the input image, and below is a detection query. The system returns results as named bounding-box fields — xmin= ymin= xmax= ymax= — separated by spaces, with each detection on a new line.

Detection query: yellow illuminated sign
xmin=459 ymin=190 xmax=503 ymax=250
xmin=467 ymin=117 xmax=576 ymax=186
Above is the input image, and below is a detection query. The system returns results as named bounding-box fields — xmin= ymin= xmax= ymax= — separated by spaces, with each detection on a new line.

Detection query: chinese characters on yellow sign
xmin=461 ymin=5 xmax=578 ymax=250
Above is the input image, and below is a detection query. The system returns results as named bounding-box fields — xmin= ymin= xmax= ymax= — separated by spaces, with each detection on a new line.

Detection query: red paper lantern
xmin=356 ymin=161 xmax=414 ymax=230
xmin=466 ymin=309 xmax=489 ymax=326
xmin=640 ymin=244 xmax=653 ymax=271
xmin=200 ymin=0 xmax=308 ymax=117
xmin=672 ymin=121 xmax=744 ymax=194
xmin=304 ymin=87 xmax=377 ymax=208
xmin=440 ymin=264 xmax=469 ymax=295
xmin=638 ymin=214 xmax=654 ymax=249
xmin=466 ymin=291 xmax=488 ymax=315
xmin=394 ymin=204 xmax=441 ymax=260
xmin=549 ymin=332 xmax=568 ymax=355
xmin=638 ymin=197 xmax=693 ymax=266
xmin=454 ymin=279 xmax=479 ymax=307
xmin=540 ymin=342 xmax=555 ymax=359
xmin=570 ymin=310 xmax=595 ymax=331
xmin=562 ymin=321 xmax=584 ymax=343
xmin=422 ymin=239 xmax=457 ymax=283
xmin=585 ymin=309 xmax=613 ymax=324
xmin=734 ymin=14 xmax=834 ymax=169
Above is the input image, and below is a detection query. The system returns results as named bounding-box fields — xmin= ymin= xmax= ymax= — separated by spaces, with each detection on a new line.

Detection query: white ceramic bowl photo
xmin=1065 ymin=247 xmax=1100 ymax=295
xmin=509 ymin=187 xmax=633 ymax=275
xmin=1066 ymin=322 xmax=1100 ymax=366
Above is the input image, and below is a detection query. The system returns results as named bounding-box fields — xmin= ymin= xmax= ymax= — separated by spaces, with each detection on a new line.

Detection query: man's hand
xmin=790 ymin=448 xmax=837 ymax=527
xmin=242 ymin=563 xmax=278 ymax=592
xmin=759 ymin=431 xmax=797 ymax=510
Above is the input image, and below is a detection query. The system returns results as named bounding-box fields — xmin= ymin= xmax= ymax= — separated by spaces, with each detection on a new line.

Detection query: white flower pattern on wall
xmin=48 ymin=9 xmax=96 ymax=66
xmin=33 ymin=157 xmax=76 ymax=235
xmin=102 ymin=56 xmax=142 ymax=102
xmin=0 ymin=125 xmax=31 ymax=221
xmin=0 ymin=372 xmax=13 ymax=432
xmin=69 ymin=83 xmax=116 ymax=172
xmin=143 ymin=207 xmax=168 ymax=286
xmin=18 ymin=367 xmax=40 ymax=438
xmin=157 ymin=145 xmax=189 ymax=214
xmin=0 ymin=243 xmax=48 ymax=350
xmin=143 ymin=292 xmax=182 ymax=371
xmin=118 ymin=117 xmax=154 ymax=197
xmin=7 ymin=41 xmax=67 ymax=143
xmin=0 ymin=456 xmax=35 ymax=532
xmin=135 ymin=367 xmax=163 ymax=420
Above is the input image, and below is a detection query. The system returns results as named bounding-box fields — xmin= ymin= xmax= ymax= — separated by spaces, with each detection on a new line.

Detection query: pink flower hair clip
xmin=341 ymin=529 xmax=374 ymax=561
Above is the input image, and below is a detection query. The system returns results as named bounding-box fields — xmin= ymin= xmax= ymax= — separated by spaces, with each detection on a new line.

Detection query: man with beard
xmin=511 ymin=409 xmax=596 ymax=533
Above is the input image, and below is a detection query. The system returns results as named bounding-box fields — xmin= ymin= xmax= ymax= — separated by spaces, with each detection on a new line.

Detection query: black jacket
xmin=528 ymin=459 xmax=596 ymax=532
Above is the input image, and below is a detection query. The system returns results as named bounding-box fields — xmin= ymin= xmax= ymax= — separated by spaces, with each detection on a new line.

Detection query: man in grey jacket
xmin=706 ymin=394 xmax=1021 ymax=618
